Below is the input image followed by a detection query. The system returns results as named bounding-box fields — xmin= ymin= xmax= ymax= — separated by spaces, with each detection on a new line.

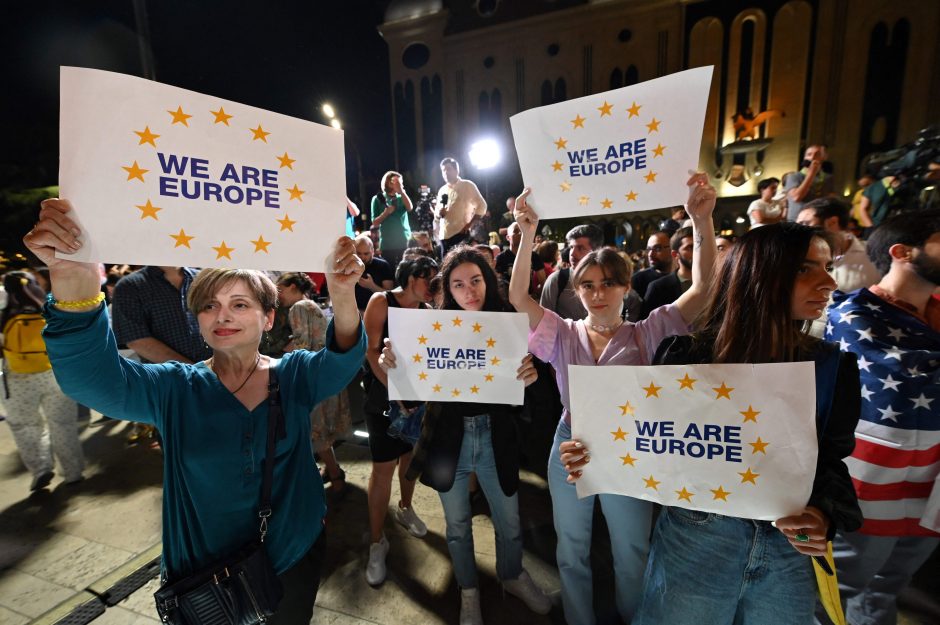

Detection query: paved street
xmin=0 ymin=403 xmax=937 ymax=625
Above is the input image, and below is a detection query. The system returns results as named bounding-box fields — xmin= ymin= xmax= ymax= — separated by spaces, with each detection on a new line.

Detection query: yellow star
xmin=560 ymin=181 xmax=572 ymax=192
xmin=618 ymin=401 xmax=635 ymax=416
xmin=472 ymin=322 xmax=482 ymax=333
xmin=578 ymin=195 xmax=590 ymax=206
xmin=675 ymin=487 xmax=694 ymax=502
xmin=611 ymin=427 xmax=628 ymax=441
xmin=470 ymin=385 xmax=480 ymax=394
xmin=167 ymin=106 xmax=192 ymax=126
xmin=452 ymin=316 xmax=463 ymax=327
xmin=554 ymin=137 xmax=568 ymax=150
xmin=418 ymin=372 xmax=428 ymax=381
xmin=490 ymin=356 xmax=501 ymax=366
xmin=620 ymin=453 xmax=636 ymax=466
xmin=451 ymin=388 xmax=461 ymax=397
xmin=250 ymin=124 xmax=270 ymax=142
xmin=739 ymin=468 xmax=760 ymax=485
xmin=169 ymin=228 xmax=194 ymax=248
xmin=626 ymin=101 xmax=642 ymax=118
xmin=713 ymin=382 xmax=734 ymax=400
xmin=652 ymin=143 xmax=666 ymax=158
xmin=570 ymin=114 xmax=586 ymax=129
xmin=276 ymin=152 xmax=295 ymax=169
xmin=418 ymin=335 xmax=428 ymax=345
xmin=740 ymin=405 xmax=760 ymax=423
xmin=212 ymin=241 xmax=235 ymax=260
xmin=644 ymin=170 xmax=658 ymax=184
xmin=643 ymin=475 xmax=661 ymax=490
xmin=433 ymin=384 xmax=442 ymax=393
xmin=711 ymin=485 xmax=731 ymax=501
xmin=485 ymin=338 xmax=496 ymax=348
xmin=134 ymin=126 xmax=160 ymax=147
xmin=122 ymin=160 xmax=149 ymax=182
xmin=600 ymin=198 xmax=613 ymax=209
xmin=677 ymin=373 xmax=697 ymax=390
xmin=135 ymin=199 xmax=162 ymax=220
xmin=551 ymin=160 xmax=563 ymax=172
xmin=432 ymin=321 xmax=442 ymax=331
xmin=749 ymin=437 xmax=770 ymax=455
xmin=286 ymin=184 xmax=305 ymax=201
xmin=412 ymin=353 xmax=423 ymax=363
xmin=251 ymin=235 xmax=271 ymax=253
xmin=211 ymin=107 xmax=233 ymax=125
xmin=625 ymin=190 xmax=638 ymax=202
xmin=643 ymin=381 xmax=662 ymax=398
xmin=646 ymin=117 xmax=661 ymax=133
xmin=484 ymin=373 xmax=494 ymax=382
xmin=597 ymin=101 xmax=613 ymax=116
xmin=276 ymin=214 xmax=297 ymax=232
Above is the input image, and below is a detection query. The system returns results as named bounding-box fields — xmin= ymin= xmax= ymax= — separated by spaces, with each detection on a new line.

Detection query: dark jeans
xmin=268 ymin=528 xmax=327 ymax=625
xmin=440 ymin=231 xmax=469 ymax=258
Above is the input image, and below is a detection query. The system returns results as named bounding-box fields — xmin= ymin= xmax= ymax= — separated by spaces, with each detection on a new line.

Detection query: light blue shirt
xmin=43 ymin=303 xmax=365 ymax=578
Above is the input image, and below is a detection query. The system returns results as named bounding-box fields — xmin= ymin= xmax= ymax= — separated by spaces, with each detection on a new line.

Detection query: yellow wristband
xmin=50 ymin=292 xmax=105 ymax=309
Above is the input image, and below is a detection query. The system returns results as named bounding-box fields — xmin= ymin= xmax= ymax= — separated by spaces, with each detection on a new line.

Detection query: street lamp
xmin=468 ymin=138 xmax=501 ymax=200
xmin=330 ymin=119 xmax=342 ymax=130
xmin=322 ymin=103 xmax=336 ymax=119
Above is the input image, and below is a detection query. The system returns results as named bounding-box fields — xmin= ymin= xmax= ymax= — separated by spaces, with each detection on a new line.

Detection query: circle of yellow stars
xmin=413 ymin=316 xmax=500 ymax=398
xmin=550 ymin=99 xmax=668 ymax=211
xmin=609 ymin=371 xmax=771 ymax=506
xmin=124 ymin=104 xmax=306 ymax=261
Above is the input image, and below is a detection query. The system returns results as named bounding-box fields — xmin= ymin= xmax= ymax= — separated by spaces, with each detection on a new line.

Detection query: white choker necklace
xmin=588 ymin=319 xmax=624 ymax=333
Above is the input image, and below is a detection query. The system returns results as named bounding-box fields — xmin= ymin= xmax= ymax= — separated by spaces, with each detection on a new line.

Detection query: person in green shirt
xmin=370 ymin=171 xmax=413 ymax=270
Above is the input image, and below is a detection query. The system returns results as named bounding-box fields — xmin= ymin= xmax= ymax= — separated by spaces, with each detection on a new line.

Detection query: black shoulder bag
xmin=154 ymin=367 xmax=285 ymax=624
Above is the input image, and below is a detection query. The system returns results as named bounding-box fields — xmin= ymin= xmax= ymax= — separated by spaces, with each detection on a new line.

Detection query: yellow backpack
xmin=2 ymin=313 xmax=52 ymax=374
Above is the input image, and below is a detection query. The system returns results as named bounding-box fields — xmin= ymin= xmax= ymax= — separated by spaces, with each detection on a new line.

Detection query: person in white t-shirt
xmin=748 ymin=177 xmax=785 ymax=228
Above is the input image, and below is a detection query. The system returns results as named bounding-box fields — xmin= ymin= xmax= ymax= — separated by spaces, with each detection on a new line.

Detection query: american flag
xmin=826 ymin=288 xmax=940 ymax=536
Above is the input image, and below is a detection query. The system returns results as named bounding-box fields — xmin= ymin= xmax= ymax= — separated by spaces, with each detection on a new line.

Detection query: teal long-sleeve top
xmin=42 ymin=302 xmax=366 ymax=579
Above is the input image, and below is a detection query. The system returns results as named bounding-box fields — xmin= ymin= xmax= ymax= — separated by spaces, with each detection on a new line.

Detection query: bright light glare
xmin=468 ymin=139 xmax=501 ymax=170
xmin=322 ymin=104 xmax=335 ymax=119
xmin=353 ymin=430 xmax=369 ymax=438
xmin=735 ymin=216 xmax=746 ymax=224
xmin=330 ymin=119 xmax=342 ymax=130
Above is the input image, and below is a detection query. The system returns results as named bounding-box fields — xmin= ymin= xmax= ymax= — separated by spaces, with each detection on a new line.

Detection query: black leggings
xmin=267 ymin=529 xmax=327 ymax=625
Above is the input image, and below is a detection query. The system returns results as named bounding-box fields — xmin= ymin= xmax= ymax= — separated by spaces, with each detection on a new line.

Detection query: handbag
xmin=385 ymin=401 xmax=425 ymax=445
xmin=154 ymin=368 xmax=286 ymax=625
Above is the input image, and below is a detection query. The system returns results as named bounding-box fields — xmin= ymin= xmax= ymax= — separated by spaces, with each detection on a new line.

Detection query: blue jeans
xmin=634 ymin=507 xmax=816 ymax=625
xmin=821 ymin=531 xmax=939 ymax=625
xmin=437 ymin=414 xmax=523 ymax=589
xmin=549 ymin=419 xmax=652 ymax=625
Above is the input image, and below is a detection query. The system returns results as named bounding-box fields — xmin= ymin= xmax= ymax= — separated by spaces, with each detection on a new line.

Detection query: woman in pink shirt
xmin=507 ymin=175 xmax=717 ymax=625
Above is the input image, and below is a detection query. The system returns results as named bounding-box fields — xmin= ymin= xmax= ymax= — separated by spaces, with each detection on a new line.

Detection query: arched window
xmin=554 ymin=78 xmax=567 ymax=102
xmin=610 ymin=68 xmax=623 ymax=90
xmin=541 ymin=80 xmax=553 ymax=105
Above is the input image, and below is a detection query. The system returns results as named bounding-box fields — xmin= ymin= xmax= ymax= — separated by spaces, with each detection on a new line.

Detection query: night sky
xmin=1 ymin=0 xmax=395 ymax=197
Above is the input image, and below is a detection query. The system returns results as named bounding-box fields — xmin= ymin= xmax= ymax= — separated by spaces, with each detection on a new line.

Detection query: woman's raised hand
xmin=685 ymin=172 xmax=717 ymax=222
xmin=559 ymin=439 xmax=590 ymax=483
xmin=378 ymin=338 xmax=397 ymax=371
xmin=325 ymin=236 xmax=365 ymax=294
xmin=515 ymin=353 xmax=538 ymax=387
xmin=512 ymin=188 xmax=539 ymax=239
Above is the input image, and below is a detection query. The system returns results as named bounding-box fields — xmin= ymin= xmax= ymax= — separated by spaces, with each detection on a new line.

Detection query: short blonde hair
xmin=187 ymin=269 xmax=278 ymax=314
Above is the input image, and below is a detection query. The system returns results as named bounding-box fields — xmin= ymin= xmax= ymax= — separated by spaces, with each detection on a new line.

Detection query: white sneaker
xmin=394 ymin=503 xmax=428 ymax=537
xmin=365 ymin=534 xmax=389 ymax=585
xmin=460 ymin=587 xmax=483 ymax=625
xmin=503 ymin=570 xmax=551 ymax=615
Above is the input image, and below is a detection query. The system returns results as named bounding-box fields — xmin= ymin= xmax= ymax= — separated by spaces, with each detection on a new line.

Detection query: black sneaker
xmin=30 ymin=471 xmax=55 ymax=491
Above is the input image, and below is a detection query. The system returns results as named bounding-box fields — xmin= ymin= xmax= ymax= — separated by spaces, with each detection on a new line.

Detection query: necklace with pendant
xmin=588 ymin=319 xmax=624 ymax=333
xmin=211 ymin=353 xmax=262 ymax=394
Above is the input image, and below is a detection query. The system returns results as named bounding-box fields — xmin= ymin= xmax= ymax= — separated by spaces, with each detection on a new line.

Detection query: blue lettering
xmin=703 ymin=425 xmax=722 ymax=442
xmin=159 ymin=176 xmax=178 ymax=196
xmin=686 ymin=442 xmax=705 ymax=457
xmin=634 ymin=138 xmax=647 ymax=154
xmin=223 ymin=185 xmax=245 ymax=204
xmin=204 ymin=182 xmax=223 ymax=202
xmin=586 ymin=148 xmax=598 ymax=162
xmin=618 ymin=142 xmax=633 ymax=158
xmin=567 ymin=150 xmax=586 ymax=164
xmin=636 ymin=153 xmax=647 ymax=170
xmin=241 ymin=166 xmax=261 ymax=186
xmin=605 ymin=145 xmax=619 ymax=160
xmin=220 ymin=163 xmax=240 ymax=183
xmin=684 ymin=423 xmax=702 ymax=440
xmin=725 ymin=426 xmax=741 ymax=444
xmin=158 ymin=153 xmax=188 ymax=176
xmin=261 ymin=169 xmax=278 ymax=188
xmin=264 ymin=189 xmax=280 ymax=209
xmin=191 ymin=158 xmax=210 ymax=179
xmin=569 ymin=166 xmax=580 ymax=177
xmin=635 ymin=437 xmax=650 ymax=452
xmin=725 ymin=446 xmax=742 ymax=463
xmin=180 ymin=179 xmax=201 ymax=200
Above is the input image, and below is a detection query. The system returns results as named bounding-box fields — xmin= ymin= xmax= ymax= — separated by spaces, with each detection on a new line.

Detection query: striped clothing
xmin=827 ymin=288 xmax=940 ymax=536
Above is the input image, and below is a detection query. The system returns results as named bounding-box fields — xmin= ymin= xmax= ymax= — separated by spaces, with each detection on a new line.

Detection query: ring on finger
xmin=794 ymin=531 xmax=810 ymax=542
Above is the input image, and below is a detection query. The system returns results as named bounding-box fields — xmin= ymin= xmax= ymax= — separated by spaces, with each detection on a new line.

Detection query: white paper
xmin=569 ymin=362 xmax=818 ymax=520
xmin=510 ymin=66 xmax=713 ymax=219
xmin=387 ymin=308 xmax=529 ymax=405
xmin=58 ymin=67 xmax=345 ymax=271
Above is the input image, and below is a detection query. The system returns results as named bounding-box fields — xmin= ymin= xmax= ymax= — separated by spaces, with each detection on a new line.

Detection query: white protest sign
xmin=510 ymin=66 xmax=713 ymax=219
xmin=387 ymin=308 xmax=529 ymax=405
xmin=569 ymin=362 xmax=818 ymax=520
xmin=59 ymin=67 xmax=345 ymax=271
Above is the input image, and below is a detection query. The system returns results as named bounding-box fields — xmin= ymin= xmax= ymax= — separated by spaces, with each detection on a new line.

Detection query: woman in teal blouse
xmin=25 ymin=198 xmax=367 ymax=625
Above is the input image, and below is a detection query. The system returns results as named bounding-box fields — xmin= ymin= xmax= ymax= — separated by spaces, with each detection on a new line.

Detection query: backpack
xmin=2 ymin=313 xmax=52 ymax=374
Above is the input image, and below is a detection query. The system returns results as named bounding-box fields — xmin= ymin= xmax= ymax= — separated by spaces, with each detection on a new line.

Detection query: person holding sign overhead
xmin=569 ymin=223 xmax=864 ymax=625
xmin=24 ymin=199 xmax=367 ymax=625
xmin=379 ymin=246 xmax=551 ymax=625
xmin=509 ymin=174 xmax=718 ymax=625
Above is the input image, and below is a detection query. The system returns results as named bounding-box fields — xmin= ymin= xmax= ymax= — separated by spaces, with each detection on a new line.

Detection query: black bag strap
xmin=555 ymin=268 xmax=570 ymax=309
xmin=259 ymin=365 xmax=284 ymax=542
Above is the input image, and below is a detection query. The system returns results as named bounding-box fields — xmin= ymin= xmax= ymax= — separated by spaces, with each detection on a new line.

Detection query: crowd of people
xmin=1 ymin=144 xmax=937 ymax=625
